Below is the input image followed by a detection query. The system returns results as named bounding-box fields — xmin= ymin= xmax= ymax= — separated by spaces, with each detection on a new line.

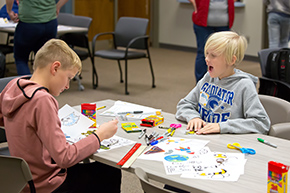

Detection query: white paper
xmin=180 ymin=149 xmax=247 ymax=181
xmin=100 ymin=100 xmax=161 ymax=119
xmin=0 ymin=18 xmax=17 ymax=28
xmin=58 ymin=104 xmax=95 ymax=143
xmin=97 ymin=135 xmax=136 ymax=153
xmin=138 ymin=137 xmax=210 ymax=162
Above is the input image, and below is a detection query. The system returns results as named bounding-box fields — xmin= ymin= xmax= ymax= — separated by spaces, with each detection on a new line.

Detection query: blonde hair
xmin=204 ymin=31 xmax=247 ymax=65
xmin=33 ymin=39 xmax=82 ymax=73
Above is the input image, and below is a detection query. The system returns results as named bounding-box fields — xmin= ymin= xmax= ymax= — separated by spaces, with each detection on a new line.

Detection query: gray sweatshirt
xmin=176 ymin=69 xmax=270 ymax=134
xmin=263 ymin=0 xmax=290 ymax=15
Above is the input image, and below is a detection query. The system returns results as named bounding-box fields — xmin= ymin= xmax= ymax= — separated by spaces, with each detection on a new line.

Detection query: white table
xmin=74 ymin=99 xmax=290 ymax=193
xmin=0 ymin=24 xmax=87 ymax=36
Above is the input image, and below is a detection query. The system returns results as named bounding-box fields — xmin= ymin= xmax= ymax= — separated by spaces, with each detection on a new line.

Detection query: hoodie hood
xmin=208 ymin=68 xmax=258 ymax=87
xmin=0 ymin=77 xmax=49 ymax=118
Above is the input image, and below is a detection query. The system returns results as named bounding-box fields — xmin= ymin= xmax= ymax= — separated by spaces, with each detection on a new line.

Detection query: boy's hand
xmin=187 ymin=118 xmax=206 ymax=132
xmin=94 ymin=119 xmax=118 ymax=141
xmin=196 ymin=123 xmax=220 ymax=135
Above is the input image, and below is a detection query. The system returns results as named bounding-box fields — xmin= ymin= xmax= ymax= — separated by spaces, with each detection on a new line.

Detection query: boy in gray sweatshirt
xmin=176 ymin=31 xmax=270 ymax=135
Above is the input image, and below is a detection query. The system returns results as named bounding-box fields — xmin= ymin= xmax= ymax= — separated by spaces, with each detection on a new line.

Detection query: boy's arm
xmin=176 ymin=86 xmax=201 ymax=123
xmin=219 ymin=93 xmax=270 ymax=134
xmin=35 ymin=97 xmax=100 ymax=168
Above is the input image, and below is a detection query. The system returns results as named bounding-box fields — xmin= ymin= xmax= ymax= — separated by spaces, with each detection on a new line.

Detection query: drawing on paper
xmin=175 ymin=146 xmax=195 ymax=154
xmin=164 ymin=154 xmax=189 ymax=162
xmin=61 ymin=112 xmax=80 ymax=126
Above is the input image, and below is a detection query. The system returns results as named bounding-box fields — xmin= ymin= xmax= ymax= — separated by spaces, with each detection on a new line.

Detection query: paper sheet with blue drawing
xmin=58 ymin=104 xmax=135 ymax=150
xmin=138 ymin=137 xmax=246 ymax=181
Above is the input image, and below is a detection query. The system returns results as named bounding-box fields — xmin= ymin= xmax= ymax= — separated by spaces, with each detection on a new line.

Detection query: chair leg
xmin=74 ymin=75 xmax=85 ymax=91
xmin=91 ymin=56 xmax=98 ymax=89
xmin=147 ymin=53 xmax=156 ymax=88
xmin=125 ymin=59 xmax=129 ymax=95
xmin=117 ymin=60 xmax=123 ymax=83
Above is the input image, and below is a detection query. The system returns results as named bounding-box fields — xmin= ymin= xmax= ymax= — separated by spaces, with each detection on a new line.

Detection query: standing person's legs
xmin=278 ymin=16 xmax=290 ymax=48
xmin=193 ymin=24 xmax=214 ymax=83
xmin=53 ymin=161 xmax=122 ymax=193
xmin=33 ymin=19 xmax=57 ymax=55
xmin=13 ymin=21 xmax=34 ymax=75
xmin=267 ymin=12 xmax=280 ymax=48
xmin=14 ymin=20 xmax=57 ymax=75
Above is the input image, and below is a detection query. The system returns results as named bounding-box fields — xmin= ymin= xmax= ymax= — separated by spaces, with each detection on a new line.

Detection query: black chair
xmin=58 ymin=13 xmax=94 ymax=91
xmin=91 ymin=17 xmax=155 ymax=95
xmin=258 ymin=48 xmax=290 ymax=102
xmin=0 ymin=33 xmax=14 ymax=77
xmin=0 ymin=155 xmax=36 ymax=193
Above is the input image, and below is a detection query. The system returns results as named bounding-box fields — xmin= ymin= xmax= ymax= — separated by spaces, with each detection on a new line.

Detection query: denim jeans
xmin=193 ymin=24 xmax=230 ymax=83
xmin=267 ymin=12 xmax=290 ymax=48
xmin=13 ymin=19 xmax=57 ymax=75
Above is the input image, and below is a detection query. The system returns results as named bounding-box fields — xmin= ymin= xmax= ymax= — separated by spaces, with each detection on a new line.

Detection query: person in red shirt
xmin=188 ymin=0 xmax=235 ymax=83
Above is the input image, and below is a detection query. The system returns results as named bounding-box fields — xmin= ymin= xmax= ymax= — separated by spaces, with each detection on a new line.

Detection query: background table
xmin=74 ymin=99 xmax=290 ymax=193
xmin=0 ymin=24 xmax=87 ymax=36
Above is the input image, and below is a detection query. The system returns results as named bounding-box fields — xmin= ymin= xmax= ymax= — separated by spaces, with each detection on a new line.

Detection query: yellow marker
xmin=97 ymin=106 xmax=106 ymax=110
xmin=170 ymin=128 xmax=176 ymax=136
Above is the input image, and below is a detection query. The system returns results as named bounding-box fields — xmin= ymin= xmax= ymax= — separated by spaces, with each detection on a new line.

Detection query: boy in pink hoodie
xmin=0 ymin=39 xmax=121 ymax=193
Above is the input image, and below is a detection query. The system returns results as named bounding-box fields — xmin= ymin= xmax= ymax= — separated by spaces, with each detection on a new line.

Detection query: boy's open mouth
xmin=208 ymin=66 xmax=213 ymax=72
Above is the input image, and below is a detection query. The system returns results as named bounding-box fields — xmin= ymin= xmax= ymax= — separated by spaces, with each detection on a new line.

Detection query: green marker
xmin=257 ymin=138 xmax=277 ymax=148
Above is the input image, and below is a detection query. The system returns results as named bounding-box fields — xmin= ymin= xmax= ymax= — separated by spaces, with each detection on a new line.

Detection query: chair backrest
xmin=58 ymin=15 xmax=92 ymax=49
xmin=257 ymin=48 xmax=279 ymax=77
xmin=0 ymin=75 xmax=19 ymax=92
xmin=114 ymin=17 xmax=148 ymax=49
xmin=57 ymin=12 xmax=74 ymax=26
xmin=71 ymin=15 xmax=92 ymax=29
xmin=0 ymin=155 xmax=36 ymax=193
xmin=134 ymin=167 xmax=176 ymax=193
xmin=259 ymin=94 xmax=290 ymax=125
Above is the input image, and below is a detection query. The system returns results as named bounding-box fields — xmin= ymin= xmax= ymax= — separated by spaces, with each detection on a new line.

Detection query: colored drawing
xmin=144 ymin=146 xmax=165 ymax=155
xmin=164 ymin=154 xmax=189 ymax=162
xmin=175 ymin=146 xmax=195 ymax=154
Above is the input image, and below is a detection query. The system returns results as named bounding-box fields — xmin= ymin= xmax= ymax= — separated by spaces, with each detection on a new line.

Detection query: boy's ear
xmin=230 ymin=55 xmax=237 ymax=66
xmin=50 ymin=61 xmax=61 ymax=75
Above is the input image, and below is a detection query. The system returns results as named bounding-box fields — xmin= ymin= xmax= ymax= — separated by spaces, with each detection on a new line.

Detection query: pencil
xmin=97 ymin=106 xmax=106 ymax=110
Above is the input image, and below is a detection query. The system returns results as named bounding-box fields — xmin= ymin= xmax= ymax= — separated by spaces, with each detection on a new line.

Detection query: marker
xmin=97 ymin=106 xmax=106 ymax=110
xmin=144 ymin=134 xmax=150 ymax=146
xmin=257 ymin=138 xmax=277 ymax=148
xmin=158 ymin=126 xmax=170 ymax=129
xmin=138 ymin=129 xmax=146 ymax=139
xmin=117 ymin=111 xmax=143 ymax=114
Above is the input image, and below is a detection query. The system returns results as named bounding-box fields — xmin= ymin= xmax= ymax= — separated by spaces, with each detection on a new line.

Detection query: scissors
xmin=227 ymin=143 xmax=256 ymax=155
xmin=170 ymin=123 xmax=182 ymax=128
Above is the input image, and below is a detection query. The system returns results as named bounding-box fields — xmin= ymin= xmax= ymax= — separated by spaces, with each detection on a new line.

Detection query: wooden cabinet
xmin=74 ymin=0 xmax=114 ymax=41
xmin=74 ymin=0 xmax=151 ymax=40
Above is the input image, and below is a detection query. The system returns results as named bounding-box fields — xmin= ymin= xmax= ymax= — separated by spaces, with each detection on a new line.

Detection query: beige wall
xmin=158 ymin=0 xmax=266 ymax=57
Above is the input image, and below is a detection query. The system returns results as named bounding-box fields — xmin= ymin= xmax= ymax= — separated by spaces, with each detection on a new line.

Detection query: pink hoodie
xmin=0 ymin=77 xmax=100 ymax=192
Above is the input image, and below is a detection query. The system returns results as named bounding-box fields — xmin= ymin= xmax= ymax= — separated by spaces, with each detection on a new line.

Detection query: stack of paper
xmin=100 ymin=101 xmax=161 ymax=119
xmin=138 ymin=137 xmax=246 ymax=181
